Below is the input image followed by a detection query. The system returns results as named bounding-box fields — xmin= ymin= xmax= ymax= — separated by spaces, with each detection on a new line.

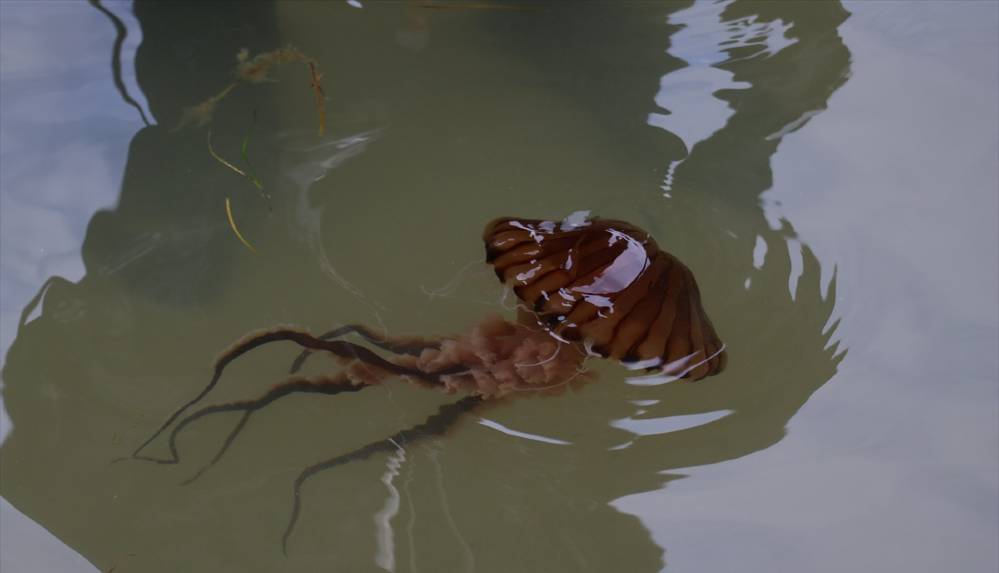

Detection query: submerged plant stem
xmin=240 ymin=112 xmax=266 ymax=193
xmin=207 ymin=131 xmax=248 ymax=178
xmin=308 ymin=61 xmax=327 ymax=137
xmin=225 ymin=197 xmax=258 ymax=254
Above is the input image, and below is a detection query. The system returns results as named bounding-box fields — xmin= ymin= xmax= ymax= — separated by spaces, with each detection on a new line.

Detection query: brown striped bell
xmin=483 ymin=215 xmax=726 ymax=380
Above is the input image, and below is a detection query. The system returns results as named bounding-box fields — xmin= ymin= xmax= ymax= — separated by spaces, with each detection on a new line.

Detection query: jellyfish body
xmin=124 ymin=214 xmax=725 ymax=554
xmin=483 ymin=216 xmax=726 ymax=380
xmin=398 ymin=313 xmax=587 ymax=398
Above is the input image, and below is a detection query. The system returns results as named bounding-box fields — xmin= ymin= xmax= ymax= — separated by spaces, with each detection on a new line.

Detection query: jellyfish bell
xmin=483 ymin=215 xmax=727 ymax=381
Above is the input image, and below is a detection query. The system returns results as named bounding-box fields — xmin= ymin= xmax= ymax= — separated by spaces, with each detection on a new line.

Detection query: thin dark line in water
xmin=89 ymin=0 xmax=151 ymax=127
xmin=281 ymin=396 xmax=483 ymax=556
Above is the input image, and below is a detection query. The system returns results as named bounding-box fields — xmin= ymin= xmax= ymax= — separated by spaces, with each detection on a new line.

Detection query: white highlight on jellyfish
xmin=625 ymin=344 xmax=727 ymax=386
xmin=515 ymin=342 xmax=561 ymax=368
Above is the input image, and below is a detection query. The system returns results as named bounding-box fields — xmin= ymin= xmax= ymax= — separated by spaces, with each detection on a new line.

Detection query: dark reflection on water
xmin=2 ymin=1 xmax=850 ymax=572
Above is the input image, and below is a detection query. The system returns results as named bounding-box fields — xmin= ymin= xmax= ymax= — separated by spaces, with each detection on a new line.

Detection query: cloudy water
xmin=1 ymin=1 xmax=996 ymax=572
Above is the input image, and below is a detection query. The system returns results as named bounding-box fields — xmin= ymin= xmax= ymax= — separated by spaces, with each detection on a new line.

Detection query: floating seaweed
xmin=179 ymin=47 xmax=326 ymax=252
xmin=207 ymin=131 xmax=249 ymax=182
xmin=175 ymin=46 xmax=327 ymax=136
xmin=307 ymin=62 xmax=327 ymax=137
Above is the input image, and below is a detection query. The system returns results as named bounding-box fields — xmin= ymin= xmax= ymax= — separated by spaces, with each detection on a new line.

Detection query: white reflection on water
xmin=647 ymin=0 xmax=795 ymax=190
xmin=0 ymin=0 xmax=148 ymax=376
xmin=374 ymin=443 xmax=406 ymax=572
xmin=0 ymin=1 xmax=146 ymax=572
xmin=278 ymin=127 xmax=389 ymax=315
xmin=616 ymin=2 xmax=999 ymax=571
xmin=648 ymin=2 xmax=743 ymax=193
xmin=611 ymin=409 xmax=733 ymax=437
xmin=477 ymin=417 xmax=572 ymax=446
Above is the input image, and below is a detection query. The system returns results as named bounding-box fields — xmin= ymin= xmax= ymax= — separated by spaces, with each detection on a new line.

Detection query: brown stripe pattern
xmin=483 ymin=216 xmax=726 ymax=380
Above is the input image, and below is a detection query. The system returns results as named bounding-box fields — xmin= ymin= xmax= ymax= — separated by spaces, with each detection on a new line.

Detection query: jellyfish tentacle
xmin=130 ymin=328 xmax=321 ymax=459
xmin=175 ymin=374 xmax=367 ymax=483
xmin=281 ymin=395 xmax=484 ymax=556
xmin=289 ymin=324 xmax=440 ymax=374
xmin=180 ymin=410 xmax=250 ymax=484
xmin=130 ymin=329 xmax=463 ymax=460
xmin=251 ymin=330 xmax=452 ymax=380
xmin=132 ymin=374 xmax=364 ymax=467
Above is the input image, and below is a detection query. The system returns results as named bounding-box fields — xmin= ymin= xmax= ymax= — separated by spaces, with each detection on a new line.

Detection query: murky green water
xmin=1 ymin=1 xmax=996 ymax=572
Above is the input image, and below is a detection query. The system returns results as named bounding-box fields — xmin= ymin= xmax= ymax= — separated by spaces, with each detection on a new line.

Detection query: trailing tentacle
xmin=131 ymin=374 xmax=367 ymax=479
xmin=129 ymin=328 xmax=463 ymax=460
xmin=289 ymin=324 xmax=441 ymax=374
xmin=281 ymin=395 xmax=484 ymax=555
xmin=181 ymin=410 xmax=250 ymax=484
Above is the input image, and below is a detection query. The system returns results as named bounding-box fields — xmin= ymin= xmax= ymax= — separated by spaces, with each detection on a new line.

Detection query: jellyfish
xmin=122 ymin=213 xmax=726 ymax=554
xmin=484 ymin=214 xmax=726 ymax=379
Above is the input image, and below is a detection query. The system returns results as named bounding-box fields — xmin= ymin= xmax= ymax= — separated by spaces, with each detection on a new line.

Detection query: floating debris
xmin=175 ymin=46 xmax=327 ymax=136
xmin=207 ymin=130 xmax=248 ymax=180
xmin=174 ymin=83 xmax=238 ymax=131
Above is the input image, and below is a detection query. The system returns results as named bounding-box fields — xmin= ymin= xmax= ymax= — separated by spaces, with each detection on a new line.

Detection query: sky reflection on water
xmin=1 ymin=2 xmax=147 ymax=571
xmin=616 ymin=2 xmax=998 ymax=571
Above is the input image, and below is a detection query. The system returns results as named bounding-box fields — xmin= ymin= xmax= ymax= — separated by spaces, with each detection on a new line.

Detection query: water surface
xmin=1 ymin=1 xmax=996 ymax=572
